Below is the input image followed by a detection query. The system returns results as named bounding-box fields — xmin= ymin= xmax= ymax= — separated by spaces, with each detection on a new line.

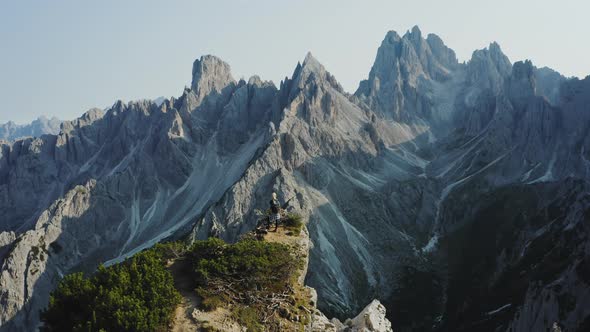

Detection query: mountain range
xmin=0 ymin=117 xmax=61 ymax=142
xmin=1 ymin=26 xmax=590 ymax=331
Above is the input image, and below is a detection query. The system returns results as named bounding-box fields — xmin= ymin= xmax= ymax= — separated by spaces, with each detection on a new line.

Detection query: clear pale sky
xmin=1 ymin=0 xmax=588 ymax=124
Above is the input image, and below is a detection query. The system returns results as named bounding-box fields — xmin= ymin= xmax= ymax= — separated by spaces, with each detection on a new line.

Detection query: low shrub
xmin=188 ymin=237 xmax=303 ymax=323
xmin=283 ymin=213 xmax=304 ymax=234
xmin=231 ymin=306 xmax=263 ymax=332
xmin=41 ymin=248 xmax=181 ymax=332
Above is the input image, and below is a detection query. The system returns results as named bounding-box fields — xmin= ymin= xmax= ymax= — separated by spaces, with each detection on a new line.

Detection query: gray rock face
xmin=310 ymin=299 xmax=392 ymax=332
xmin=534 ymin=66 xmax=566 ymax=105
xmin=0 ymin=116 xmax=61 ymax=141
xmin=1 ymin=28 xmax=590 ymax=332
xmin=355 ymin=26 xmax=460 ymax=123
xmin=466 ymin=42 xmax=512 ymax=94
xmin=0 ymin=56 xmax=279 ymax=331
xmin=191 ymin=54 xmax=235 ymax=106
xmin=346 ymin=300 xmax=393 ymax=332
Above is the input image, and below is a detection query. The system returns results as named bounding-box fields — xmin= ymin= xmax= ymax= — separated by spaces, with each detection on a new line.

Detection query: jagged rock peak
xmin=512 ymin=59 xmax=535 ymax=80
xmin=384 ymin=30 xmax=401 ymax=44
xmin=508 ymin=59 xmax=537 ymax=101
xmin=303 ymin=51 xmax=322 ymax=72
xmin=80 ymin=107 xmax=105 ymax=122
xmin=354 ymin=26 xmax=459 ymax=121
xmin=60 ymin=107 xmax=105 ymax=133
xmin=470 ymin=41 xmax=511 ymax=71
xmin=488 ymin=41 xmax=502 ymax=53
xmin=290 ymin=52 xmax=326 ymax=80
xmin=426 ymin=33 xmax=458 ymax=67
xmin=533 ymin=66 xmax=566 ymax=105
xmin=404 ymin=25 xmax=423 ymax=43
xmin=383 ymin=25 xmax=458 ymax=69
xmin=488 ymin=42 xmax=511 ymax=69
xmin=247 ymin=75 xmax=276 ymax=89
xmin=288 ymin=52 xmax=344 ymax=96
xmin=248 ymin=75 xmax=263 ymax=86
xmin=466 ymin=42 xmax=512 ymax=92
xmin=191 ymin=55 xmax=235 ymax=102
xmin=362 ymin=26 xmax=459 ymax=84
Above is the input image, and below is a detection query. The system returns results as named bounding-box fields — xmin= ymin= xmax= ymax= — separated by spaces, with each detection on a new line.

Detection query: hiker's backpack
xmin=270 ymin=199 xmax=279 ymax=213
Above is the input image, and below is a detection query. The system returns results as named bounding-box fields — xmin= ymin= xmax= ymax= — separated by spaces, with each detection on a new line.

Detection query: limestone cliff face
xmin=355 ymin=26 xmax=460 ymax=123
xmin=0 ymin=56 xmax=278 ymax=331
xmin=1 ymin=28 xmax=590 ymax=332
xmin=190 ymin=53 xmax=411 ymax=318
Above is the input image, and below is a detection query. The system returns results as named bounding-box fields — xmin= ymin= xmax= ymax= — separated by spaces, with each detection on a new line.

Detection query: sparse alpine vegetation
xmin=41 ymin=248 xmax=181 ymax=332
xmin=189 ymin=236 xmax=308 ymax=331
xmin=40 ymin=214 xmax=312 ymax=332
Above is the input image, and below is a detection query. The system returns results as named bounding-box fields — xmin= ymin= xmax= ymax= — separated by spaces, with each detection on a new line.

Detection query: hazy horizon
xmin=1 ymin=0 xmax=589 ymax=124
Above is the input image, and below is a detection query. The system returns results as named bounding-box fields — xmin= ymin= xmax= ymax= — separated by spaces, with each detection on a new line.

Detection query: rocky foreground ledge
xmin=311 ymin=299 xmax=392 ymax=332
xmin=177 ymin=224 xmax=393 ymax=332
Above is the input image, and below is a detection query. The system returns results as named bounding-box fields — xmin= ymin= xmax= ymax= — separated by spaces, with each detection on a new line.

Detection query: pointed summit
xmin=356 ymin=26 xmax=459 ymax=120
xmin=409 ymin=25 xmax=422 ymax=40
xmin=474 ymin=41 xmax=509 ymax=62
xmin=487 ymin=41 xmax=509 ymax=65
xmin=508 ymin=60 xmax=537 ymax=103
xmin=301 ymin=51 xmax=323 ymax=73
xmin=290 ymin=51 xmax=327 ymax=85
xmin=489 ymin=41 xmax=502 ymax=52
xmin=304 ymin=51 xmax=316 ymax=63
xmin=191 ymin=55 xmax=235 ymax=103
xmin=467 ymin=42 xmax=511 ymax=92
xmin=283 ymin=52 xmax=345 ymax=104
xmin=287 ymin=52 xmax=325 ymax=90
xmin=384 ymin=30 xmax=402 ymax=44
xmin=399 ymin=25 xmax=423 ymax=47
xmin=426 ymin=33 xmax=458 ymax=68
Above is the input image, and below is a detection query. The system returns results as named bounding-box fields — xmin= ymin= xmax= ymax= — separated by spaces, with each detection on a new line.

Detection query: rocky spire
xmin=426 ymin=33 xmax=459 ymax=70
xmin=291 ymin=52 xmax=325 ymax=87
xmin=286 ymin=52 xmax=344 ymax=103
xmin=466 ymin=42 xmax=512 ymax=93
xmin=507 ymin=59 xmax=537 ymax=107
xmin=191 ymin=55 xmax=235 ymax=104
xmin=355 ymin=26 xmax=459 ymax=121
xmin=405 ymin=25 xmax=423 ymax=47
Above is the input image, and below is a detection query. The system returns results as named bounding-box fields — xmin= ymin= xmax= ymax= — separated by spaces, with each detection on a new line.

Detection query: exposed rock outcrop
xmin=0 ymin=57 xmax=277 ymax=331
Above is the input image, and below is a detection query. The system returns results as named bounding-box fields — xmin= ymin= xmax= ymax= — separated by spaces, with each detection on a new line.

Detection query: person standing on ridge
xmin=269 ymin=192 xmax=281 ymax=231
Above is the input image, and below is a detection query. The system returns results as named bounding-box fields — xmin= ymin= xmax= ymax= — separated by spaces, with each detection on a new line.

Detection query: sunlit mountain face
xmin=1 ymin=26 xmax=590 ymax=332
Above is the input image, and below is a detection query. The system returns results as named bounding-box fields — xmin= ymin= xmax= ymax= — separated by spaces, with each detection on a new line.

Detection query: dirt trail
xmin=169 ymin=258 xmax=200 ymax=332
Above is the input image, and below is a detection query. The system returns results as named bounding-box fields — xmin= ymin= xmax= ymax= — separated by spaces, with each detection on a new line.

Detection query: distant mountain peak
xmin=303 ymin=51 xmax=317 ymax=63
xmin=384 ymin=30 xmax=402 ymax=43
xmin=300 ymin=52 xmax=324 ymax=74
xmin=489 ymin=41 xmax=502 ymax=51
xmin=466 ymin=42 xmax=512 ymax=92
xmin=471 ymin=41 xmax=509 ymax=64
xmin=405 ymin=25 xmax=422 ymax=41
xmin=512 ymin=59 xmax=535 ymax=78
xmin=191 ymin=55 xmax=235 ymax=104
xmin=291 ymin=52 xmax=327 ymax=86
xmin=355 ymin=26 xmax=459 ymax=120
xmin=0 ymin=116 xmax=62 ymax=141
xmin=508 ymin=59 xmax=537 ymax=102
